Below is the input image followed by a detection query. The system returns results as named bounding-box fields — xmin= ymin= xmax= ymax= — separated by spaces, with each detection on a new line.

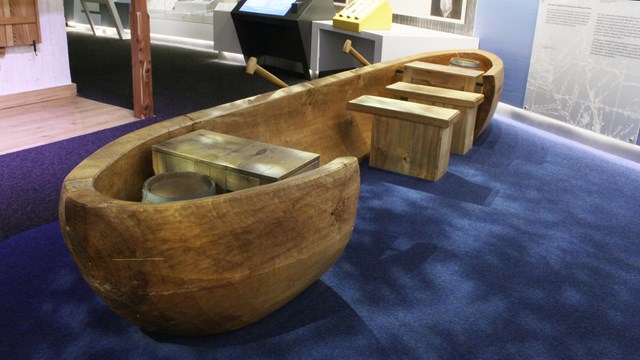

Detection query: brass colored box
xmin=152 ymin=130 xmax=320 ymax=192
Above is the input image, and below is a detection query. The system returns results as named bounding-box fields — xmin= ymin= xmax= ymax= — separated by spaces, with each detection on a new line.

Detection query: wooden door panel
xmin=0 ymin=0 xmax=41 ymax=48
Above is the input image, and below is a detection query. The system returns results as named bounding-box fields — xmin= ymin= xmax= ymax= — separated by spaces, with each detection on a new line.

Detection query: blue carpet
xmin=0 ymin=116 xmax=166 ymax=240
xmin=1 ymin=115 xmax=640 ymax=359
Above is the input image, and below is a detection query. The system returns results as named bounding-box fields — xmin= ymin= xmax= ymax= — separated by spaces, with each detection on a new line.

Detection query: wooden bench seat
xmin=348 ymin=95 xmax=460 ymax=181
xmin=386 ymin=82 xmax=484 ymax=155
xmin=402 ymin=61 xmax=484 ymax=93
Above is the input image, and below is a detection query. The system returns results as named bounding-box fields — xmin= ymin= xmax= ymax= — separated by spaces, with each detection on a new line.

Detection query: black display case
xmin=231 ymin=0 xmax=335 ymax=79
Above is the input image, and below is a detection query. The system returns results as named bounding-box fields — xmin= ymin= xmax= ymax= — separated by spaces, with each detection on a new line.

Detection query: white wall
xmin=0 ymin=0 xmax=72 ymax=96
xmin=474 ymin=0 xmax=539 ymax=108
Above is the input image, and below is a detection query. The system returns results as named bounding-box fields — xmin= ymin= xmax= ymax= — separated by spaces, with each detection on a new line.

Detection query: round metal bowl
xmin=450 ymin=57 xmax=481 ymax=69
xmin=142 ymin=171 xmax=216 ymax=203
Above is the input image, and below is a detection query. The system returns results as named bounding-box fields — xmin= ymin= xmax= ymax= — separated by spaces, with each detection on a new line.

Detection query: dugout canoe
xmin=59 ymin=49 xmax=503 ymax=335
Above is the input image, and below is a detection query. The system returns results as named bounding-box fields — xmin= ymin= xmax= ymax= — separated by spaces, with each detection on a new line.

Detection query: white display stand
xmin=213 ymin=2 xmax=241 ymax=54
xmin=310 ymin=20 xmax=479 ymax=76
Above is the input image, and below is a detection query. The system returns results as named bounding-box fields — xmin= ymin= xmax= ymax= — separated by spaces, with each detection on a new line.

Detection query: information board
xmin=524 ymin=0 xmax=640 ymax=144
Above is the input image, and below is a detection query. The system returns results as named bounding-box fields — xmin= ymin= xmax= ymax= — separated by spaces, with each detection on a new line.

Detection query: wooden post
xmin=130 ymin=0 xmax=153 ymax=119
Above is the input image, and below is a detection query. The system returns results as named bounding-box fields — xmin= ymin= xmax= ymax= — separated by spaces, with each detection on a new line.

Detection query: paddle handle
xmin=246 ymin=57 xmax=289 ymax=88
xmin=342 ymin=40 xmax=371 ymax=66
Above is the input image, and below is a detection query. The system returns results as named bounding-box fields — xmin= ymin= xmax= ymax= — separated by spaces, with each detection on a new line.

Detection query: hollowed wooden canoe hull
xmin=61 ymin=157 xmax=359 ymax=335
xmin=59 ymin=49 xmax=502 ymax=335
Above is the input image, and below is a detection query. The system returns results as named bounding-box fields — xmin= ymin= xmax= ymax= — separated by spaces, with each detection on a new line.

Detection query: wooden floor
xmin=0 ymin=96 xmax=138 ymax=156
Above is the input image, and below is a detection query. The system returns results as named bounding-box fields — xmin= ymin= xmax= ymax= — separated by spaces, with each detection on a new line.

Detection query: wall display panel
xmin=524 ymin=0 xmax=640 ymax=144
xmin=393 ymin=0 xmax=475 ymax=36
xmin=390 ymin=0 xmax=467 ymax=24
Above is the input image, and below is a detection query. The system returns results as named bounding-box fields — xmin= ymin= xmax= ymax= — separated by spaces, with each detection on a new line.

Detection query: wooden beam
xmin=130 ymin=0 xmax=153 ymax=119
xmin=0 ymin=83 xmax=77 ymax=110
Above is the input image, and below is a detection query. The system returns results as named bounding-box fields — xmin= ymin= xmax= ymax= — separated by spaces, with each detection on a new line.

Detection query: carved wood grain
xmin=130 ymin=0 xmax=153 ymax=118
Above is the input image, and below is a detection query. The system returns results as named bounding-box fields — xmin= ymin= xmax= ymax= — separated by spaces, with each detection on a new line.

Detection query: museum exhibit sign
xmin=525 ymin=0 xmax=640 ymax=144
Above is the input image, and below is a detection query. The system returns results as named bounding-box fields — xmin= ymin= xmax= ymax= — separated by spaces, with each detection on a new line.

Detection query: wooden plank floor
xmin=0 ymin=96 xmax=138 ymax=155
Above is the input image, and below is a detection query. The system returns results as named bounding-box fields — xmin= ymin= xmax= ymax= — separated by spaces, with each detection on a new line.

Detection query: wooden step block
xmin=348 ymin=95 xmax=460 ymax=181
xmin=386 ymin=82 xmax=484 ymax=155
xmin=402 ymin=61 xmax=484 ymax=93
xmin=347 ymin=95 xmax=460 ymax=127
